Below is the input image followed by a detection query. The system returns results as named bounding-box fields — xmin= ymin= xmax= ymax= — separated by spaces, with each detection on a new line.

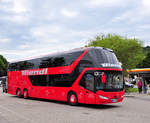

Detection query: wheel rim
xmin=24 ymin=91 xmax=28 ymax=98
xmin=70 ymin=95 xmax=77 ymax=104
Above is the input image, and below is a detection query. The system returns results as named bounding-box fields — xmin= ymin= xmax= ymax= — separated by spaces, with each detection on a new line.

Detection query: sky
xmin=0 ymin=0 xmax=150 ymax=62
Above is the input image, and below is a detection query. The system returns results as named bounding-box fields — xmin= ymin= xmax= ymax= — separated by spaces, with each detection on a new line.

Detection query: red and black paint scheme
xmin=7 ymin=47 xmax=124 ymax=105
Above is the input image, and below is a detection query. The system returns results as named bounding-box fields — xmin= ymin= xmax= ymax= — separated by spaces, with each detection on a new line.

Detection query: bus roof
xmin=9 ymin=47 xmax=114 ymax=64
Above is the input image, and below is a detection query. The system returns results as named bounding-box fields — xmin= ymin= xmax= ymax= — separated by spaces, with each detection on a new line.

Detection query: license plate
xmin=111 ymin=99 xmax=118 ymax=102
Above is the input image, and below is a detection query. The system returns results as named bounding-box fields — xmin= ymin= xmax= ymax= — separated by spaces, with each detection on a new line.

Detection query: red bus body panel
xmin=7 ymin=48 xmax=124 ymax=105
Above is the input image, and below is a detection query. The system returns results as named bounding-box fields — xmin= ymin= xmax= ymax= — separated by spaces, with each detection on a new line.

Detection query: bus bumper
xmin=96 ymin=90 xmax=124 ymax=104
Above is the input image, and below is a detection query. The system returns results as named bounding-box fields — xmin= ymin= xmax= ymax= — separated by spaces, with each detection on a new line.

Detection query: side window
xmin=18 ymin=61 xmax=25 ymax=70
xmin=29 ymin=75 xmax=48 ymax=86
xmin=85 ymin=74 xmax=95 ymax=91
xmin=53 ymin=57 xmax=65 ymax=67
xmin=38 ymin=51 xmax=84 ymax=69
xmin=64 ymin=51 xmax=83 ymax=65
xmin=50 ymin=74 xmax=74 ymax=87
xmin=79 ymin=60 xmax=93 ymax=72
xmin=39 ymin=57 xmax=53 ymax=68
xmin=29 ymin=74 xmax=76 ymax=87
xmin=78 ymin=53 xmax=94 ymax=72
xmin=24 ymin=61 xmax=35 ymax=70
xmin=79 ymin=78 xmax=86 ymax=87
xmin=32 ymin=59 xmax=40 ymax=69
xmin=18 ymin=61 xmax=35 ymax=70
xmin=79 ymin=73 xmax=95 ymax=91
xmin=8 ymin=63 xmax=18 ymax=71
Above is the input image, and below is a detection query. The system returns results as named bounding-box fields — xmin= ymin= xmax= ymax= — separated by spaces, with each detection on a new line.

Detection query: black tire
xmin=23 ymin=89 xmax=29 ymax=99
xmin=67 ymin=92 xmax=78 ymax=106
xmin=16 ymin=88 xmax=21 ymax=97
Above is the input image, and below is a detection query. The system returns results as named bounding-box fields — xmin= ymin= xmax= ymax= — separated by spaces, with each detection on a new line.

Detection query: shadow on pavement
xmin=78 ymin=103 xmax=120 ymax=109
xmin=9 ymin=95 xmax=121 ymax=109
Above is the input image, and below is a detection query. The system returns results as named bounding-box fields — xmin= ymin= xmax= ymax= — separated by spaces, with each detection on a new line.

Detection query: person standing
xmin=143 ymin=79 xmax=147 ymax=94
xmin=137 ymin=79 xmax=142 ymax=94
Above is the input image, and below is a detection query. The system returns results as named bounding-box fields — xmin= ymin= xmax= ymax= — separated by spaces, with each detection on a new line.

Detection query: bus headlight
xmin=99 ymin=95 xmax=108 ymax=100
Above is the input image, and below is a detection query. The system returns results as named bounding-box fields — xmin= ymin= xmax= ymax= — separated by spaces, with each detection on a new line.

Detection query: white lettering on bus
xmin=101 ymin=63 xmax=121 ymax=68
xmin=22 ymin=68 xmax=48 ymax=76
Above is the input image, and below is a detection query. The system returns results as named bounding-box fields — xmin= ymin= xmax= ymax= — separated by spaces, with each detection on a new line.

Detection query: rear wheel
xmin=23 ymin=89 xmax=29 ymax=99
xmin=16 ymin=89 xmax=21 ymax=97
xmin=68 ymin=92 xmax=78 ymax=106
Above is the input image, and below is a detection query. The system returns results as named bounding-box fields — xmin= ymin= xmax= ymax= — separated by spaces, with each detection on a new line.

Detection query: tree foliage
xmin=0 ymin=55 xmax=8 ymax=77
xmin=87 ymin=34 xmax=145 ymax=74
xmin=137 ymin=46 xmax=150 ymax=68
xmin=143 ymin=46 xmax=150 ymax=55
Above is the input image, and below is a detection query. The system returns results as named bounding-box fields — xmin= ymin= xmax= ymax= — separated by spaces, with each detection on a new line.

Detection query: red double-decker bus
xmin=7 ymin=47 xmax=124 ymax=105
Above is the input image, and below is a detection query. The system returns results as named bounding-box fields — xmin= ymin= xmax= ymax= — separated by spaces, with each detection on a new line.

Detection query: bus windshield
xmin=96 ymin=71 xmax=123 ymax=92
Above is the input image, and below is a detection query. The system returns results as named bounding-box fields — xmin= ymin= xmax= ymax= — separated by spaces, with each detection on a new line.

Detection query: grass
xmin=126 ymin=88 xmax=138 ymax=93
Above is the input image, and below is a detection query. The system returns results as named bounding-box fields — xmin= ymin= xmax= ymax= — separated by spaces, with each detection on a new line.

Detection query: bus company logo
xmin=22 ymin=68 xmax=48 ymax=76
xmin=101 ymin=63 xmax=121 ymax=68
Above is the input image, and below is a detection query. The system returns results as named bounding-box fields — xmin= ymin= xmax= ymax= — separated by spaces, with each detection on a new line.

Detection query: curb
xmin=124 ymin=95 xmax=135 ymax=97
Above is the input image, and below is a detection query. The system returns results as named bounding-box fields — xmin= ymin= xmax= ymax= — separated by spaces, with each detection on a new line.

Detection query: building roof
xmin=127 ymin=68 xmax=150 ymax=73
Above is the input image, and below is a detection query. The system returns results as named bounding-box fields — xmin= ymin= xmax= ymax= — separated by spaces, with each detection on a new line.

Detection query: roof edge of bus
xmin=9 ymin=47 xmax=88 ymax=63
xmin=9 ymin=47 xmax=114 ymax=64
xmin=88 ymin=47 xmax=113 ymax=52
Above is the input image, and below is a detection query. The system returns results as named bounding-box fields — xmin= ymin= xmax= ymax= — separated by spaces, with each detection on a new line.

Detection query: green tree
xmin=137 ymin=52 xmax=150 ymax=68
xmin=87 ymin=34 xmax=145 ymax=74
xmin=0 ymin=55 xmax=8 ymax=77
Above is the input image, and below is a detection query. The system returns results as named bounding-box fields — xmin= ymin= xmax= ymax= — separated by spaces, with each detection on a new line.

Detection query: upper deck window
xmin=8 ymin=51 xmax=84 ymax=71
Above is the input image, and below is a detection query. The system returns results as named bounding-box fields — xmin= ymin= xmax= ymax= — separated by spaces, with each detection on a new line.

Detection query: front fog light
xmin=99 ymin=95 xmax=108 ymax=100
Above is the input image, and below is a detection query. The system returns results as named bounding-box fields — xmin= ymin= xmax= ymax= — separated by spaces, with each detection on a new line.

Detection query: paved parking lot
xmin=0 ymin=87 xmax=150 ymax=123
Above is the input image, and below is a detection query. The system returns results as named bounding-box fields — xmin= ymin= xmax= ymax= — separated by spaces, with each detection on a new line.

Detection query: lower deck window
xmin=29 ymin=74 xmax=76 ymax=87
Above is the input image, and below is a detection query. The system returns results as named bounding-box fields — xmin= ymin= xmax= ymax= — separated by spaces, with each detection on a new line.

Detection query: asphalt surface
xmin=0 ymin=87 xmax=150 ymax=123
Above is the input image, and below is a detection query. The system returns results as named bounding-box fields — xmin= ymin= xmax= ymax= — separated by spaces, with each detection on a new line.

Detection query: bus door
xmin=79 ymin=73 xmax=96 ymax=104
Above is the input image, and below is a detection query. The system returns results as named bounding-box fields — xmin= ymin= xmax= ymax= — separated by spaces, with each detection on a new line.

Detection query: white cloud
xmin=30 ymin=24 xmax=62 ymax=38
xmin=112 ymin=11 xmax=133 ymax=23
xmin=139 ymin=0 xmax=150 ymax=19
xmin=0 ymin=0 xmax=31 ymax=24
xmin=0 ymin=0 xmax=31 ymax=13
xmin=4 ymin=29 xmax=92 ymax=61
xmin=61 ymin=8 xmax=78 ymax=18
xmin=0 ymin=38 xmax=10 ymax=43
xmin=12 ymin=0 xmax=29 ymax=13
xmin=2 ymin=45 xmax=73 ymax=62
xmin=142 ymin=0 xmax=150 ymax=12
xmin=112 ymin=0 xmax=150 ymax=23
xmin=87 ymin=0 xmax=129 ymax=7
xmin=19 ymin=44 xmax=30 ymax=49
xmin=0 ymin=0 xmax=12 ymax=3
xmin=138 ymin=24 xmax=150 ymax=30
xmin=2 ymin=14 xmax=30 ymax=24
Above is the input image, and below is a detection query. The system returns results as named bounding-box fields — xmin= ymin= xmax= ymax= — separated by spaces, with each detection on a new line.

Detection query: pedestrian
xmin=143 ymin=79 xmax=147 ymax=94
xmin=137 ymin=79 xmax=142 ymax=94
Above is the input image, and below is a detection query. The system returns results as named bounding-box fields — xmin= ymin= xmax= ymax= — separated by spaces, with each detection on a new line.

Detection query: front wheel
xmin=68 ymin=92 xmax=78 ymax=106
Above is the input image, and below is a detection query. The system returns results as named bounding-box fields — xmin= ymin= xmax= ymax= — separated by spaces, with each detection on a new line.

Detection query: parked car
xmin=125 ymin=80 xmax=134 ymax=88
xmin=0 ymin=76 xmax=7 ymax=93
